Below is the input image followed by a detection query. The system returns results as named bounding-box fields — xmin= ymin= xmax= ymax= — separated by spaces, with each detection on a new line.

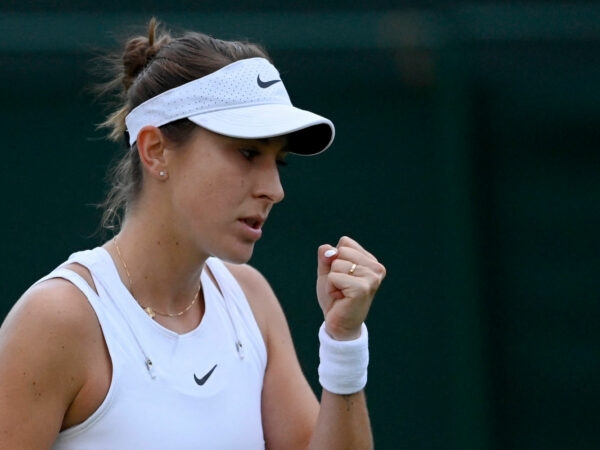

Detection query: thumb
xmin=317 ymin=244 xmax=338 ymax=276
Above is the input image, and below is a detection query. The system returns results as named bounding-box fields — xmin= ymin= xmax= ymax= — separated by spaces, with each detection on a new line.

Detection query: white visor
xmin=125 ymin=57 xmax=335 ymax=155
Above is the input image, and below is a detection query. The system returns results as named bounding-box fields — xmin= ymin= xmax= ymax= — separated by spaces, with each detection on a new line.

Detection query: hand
xmin=316 ymin=236 xmax=386 ymax=340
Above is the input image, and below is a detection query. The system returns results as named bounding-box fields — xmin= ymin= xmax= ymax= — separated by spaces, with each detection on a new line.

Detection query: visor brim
xmin=188 ymin=103 xmax=335 ymax=155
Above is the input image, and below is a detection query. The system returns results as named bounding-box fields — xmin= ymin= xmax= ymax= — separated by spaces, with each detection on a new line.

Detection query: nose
xmin=255 ymin=161 xmax=285 ymax=204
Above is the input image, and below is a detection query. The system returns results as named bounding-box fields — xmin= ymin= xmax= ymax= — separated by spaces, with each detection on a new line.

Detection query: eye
xmin=239 ymin=148 xmax=288 ymax=168
xmin=239 ymin=148 xmax=260 ymax=161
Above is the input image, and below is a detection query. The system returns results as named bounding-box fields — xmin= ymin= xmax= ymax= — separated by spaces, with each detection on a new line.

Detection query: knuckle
xmin=374 ymin=261 xmax=387 ymax=279
xmin=338 ymin=235 xmax=353 ymax=247
xmin=363 ymin=271 xmax=383 ymax=295
xmin=330 ymin=259 xmax=344 ymax=272
xmin=367 ymin=278 xmax=380 ymax=295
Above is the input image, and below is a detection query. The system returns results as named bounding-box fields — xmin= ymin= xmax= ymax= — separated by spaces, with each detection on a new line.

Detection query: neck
xmin=106 ymin=219 xmax=207 ymax=323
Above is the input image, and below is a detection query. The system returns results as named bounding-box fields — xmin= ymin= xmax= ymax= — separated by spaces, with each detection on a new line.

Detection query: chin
xmin=219 ymin=255 xmax=252 ymax=265
xmin=214 ymin=243 xmax=255 ymax=265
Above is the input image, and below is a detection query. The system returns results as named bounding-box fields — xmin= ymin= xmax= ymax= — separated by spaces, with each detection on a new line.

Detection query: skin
xmin=0 ymin=125 xmax=386 ymax=449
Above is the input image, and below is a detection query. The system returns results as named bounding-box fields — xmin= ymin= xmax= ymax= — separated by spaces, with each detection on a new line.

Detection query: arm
xmin=0 ymin=279 xmax=101 ymax=449
xmin=309 ymin=235 xmax=385 ymax=449
xmin=231 ymin=235 xmax=386 ymax=450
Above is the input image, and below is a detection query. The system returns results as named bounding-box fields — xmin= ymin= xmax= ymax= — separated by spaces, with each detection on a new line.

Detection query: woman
xmin=0 ymin=19 xmax=386 ymax=449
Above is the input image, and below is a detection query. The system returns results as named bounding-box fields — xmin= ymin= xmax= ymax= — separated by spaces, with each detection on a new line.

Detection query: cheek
xmin=180 ymin=172 xmax=240 ymax=210
xmin=173 ymin=151 xmax=247 ymax=210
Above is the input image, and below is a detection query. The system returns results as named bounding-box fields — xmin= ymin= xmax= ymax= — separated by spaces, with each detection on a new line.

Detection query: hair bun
xmin=121 ymin=18 xmax=166 ymax=90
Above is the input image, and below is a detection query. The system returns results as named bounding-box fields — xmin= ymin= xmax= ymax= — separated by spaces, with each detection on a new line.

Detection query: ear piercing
xmin=159 ymin=171 xmax=168 ymax=178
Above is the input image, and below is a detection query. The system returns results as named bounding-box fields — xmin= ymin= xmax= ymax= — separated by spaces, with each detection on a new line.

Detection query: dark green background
xmin=1 ymin=2 xmax=599 ymax=449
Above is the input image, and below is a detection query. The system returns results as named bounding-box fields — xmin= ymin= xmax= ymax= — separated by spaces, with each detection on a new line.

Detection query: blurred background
xmin=1 ymin=1 xmax=599 ymax=449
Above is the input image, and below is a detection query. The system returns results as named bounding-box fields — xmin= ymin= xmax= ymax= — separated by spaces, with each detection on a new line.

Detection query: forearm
xmin=308 ymin=321 xmax=373 ymax=449
xmin=308 ymin=389 xmax=373 ymax=450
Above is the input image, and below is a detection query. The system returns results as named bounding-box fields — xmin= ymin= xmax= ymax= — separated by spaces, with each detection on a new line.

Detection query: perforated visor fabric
xmin=125 ymin=57 xmax=335 ymax=155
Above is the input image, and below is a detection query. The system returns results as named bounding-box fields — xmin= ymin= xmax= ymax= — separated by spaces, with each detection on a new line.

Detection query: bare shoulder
xmin=0 ymin=272 xmax=103 ymax=447
xmin=0 ymin=274 xmax=102 ymax=382
xmin=2 ymin=273 xmax=98 ymax=344
xmin=223 ymin=262 xmax=274 ymax=298
xmin=222 ymin=262 xmax=285 ymax=344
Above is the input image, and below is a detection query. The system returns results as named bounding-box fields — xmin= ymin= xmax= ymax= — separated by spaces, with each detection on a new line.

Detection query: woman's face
xmin=162 ymin=127 xmax=287 ymax=264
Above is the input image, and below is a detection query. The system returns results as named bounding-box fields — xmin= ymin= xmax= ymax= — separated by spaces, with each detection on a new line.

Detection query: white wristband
xmin=318 ymin=322 xmax=369 ymax=395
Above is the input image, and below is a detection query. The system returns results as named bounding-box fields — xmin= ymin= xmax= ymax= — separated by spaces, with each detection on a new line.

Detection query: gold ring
xmin=348 ymin=263 xmax=357 ymax=275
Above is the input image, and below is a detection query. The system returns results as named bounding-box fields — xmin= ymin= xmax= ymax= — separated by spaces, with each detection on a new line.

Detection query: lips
xmin=241 ymin=216 xmax=264 ymax=230
xmin=238 ymin=215 xmax=266 ymax=241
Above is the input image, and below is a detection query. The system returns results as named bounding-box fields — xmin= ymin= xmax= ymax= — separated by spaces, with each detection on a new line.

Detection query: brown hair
xmin=97 ymin=18 xmax=270 ymax=230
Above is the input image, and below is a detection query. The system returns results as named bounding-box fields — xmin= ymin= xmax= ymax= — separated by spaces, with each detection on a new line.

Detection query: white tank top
xmin=41 ymin=247 xmax=267 ymax=450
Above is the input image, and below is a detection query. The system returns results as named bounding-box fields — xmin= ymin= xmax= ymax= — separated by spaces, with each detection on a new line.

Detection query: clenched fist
xmin=317 ymin=236 xmax=386 ymax=341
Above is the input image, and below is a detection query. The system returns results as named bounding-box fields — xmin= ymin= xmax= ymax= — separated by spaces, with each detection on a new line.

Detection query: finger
xmin=334 ymin=247 xmax=380 ymax=277
xmin=329 ymin=267 xmax=370 ymax=302
xmin=331 ymin=258 xmax=360 ymax=276
xmin=331 ymin=257 xmax=387 ymax=289
xmin=317 ymin=244 xmax=338 ymax=276
xmin=327 ymin=271 xmax=371 ymax=301
xmin=336 ymin=236 xmax=377 ymax=261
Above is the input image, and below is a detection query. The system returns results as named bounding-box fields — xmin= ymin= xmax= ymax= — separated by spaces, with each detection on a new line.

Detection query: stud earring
xmin=159 ymin=171 xmax=167 ymax=178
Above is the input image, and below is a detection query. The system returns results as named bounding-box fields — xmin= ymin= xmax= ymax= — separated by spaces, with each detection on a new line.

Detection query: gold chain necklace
xmin=113 ymin=236 xmax=200 ymax=319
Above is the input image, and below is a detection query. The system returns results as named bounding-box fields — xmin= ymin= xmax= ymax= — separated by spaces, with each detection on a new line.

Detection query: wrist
xmin=318 ymin=322 xmax=369 ymax=395
xmin=324 ymin=323 xmax=362 ymax=341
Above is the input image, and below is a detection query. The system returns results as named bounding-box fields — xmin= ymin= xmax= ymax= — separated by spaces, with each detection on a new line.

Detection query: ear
xmin=136 ymin=125 xmax=168 ymax=179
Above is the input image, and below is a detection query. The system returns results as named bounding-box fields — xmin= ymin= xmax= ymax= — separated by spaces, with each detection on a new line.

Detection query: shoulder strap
xmin=43 ymin=251 xmax=158 ymax=379
xmin=204 ymin=258 xmax=267 ymax=362
xmin=37 ymin=267 xmax=99 ymax=301
xmin=205 ymin=258 xmax=248 ymax=303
